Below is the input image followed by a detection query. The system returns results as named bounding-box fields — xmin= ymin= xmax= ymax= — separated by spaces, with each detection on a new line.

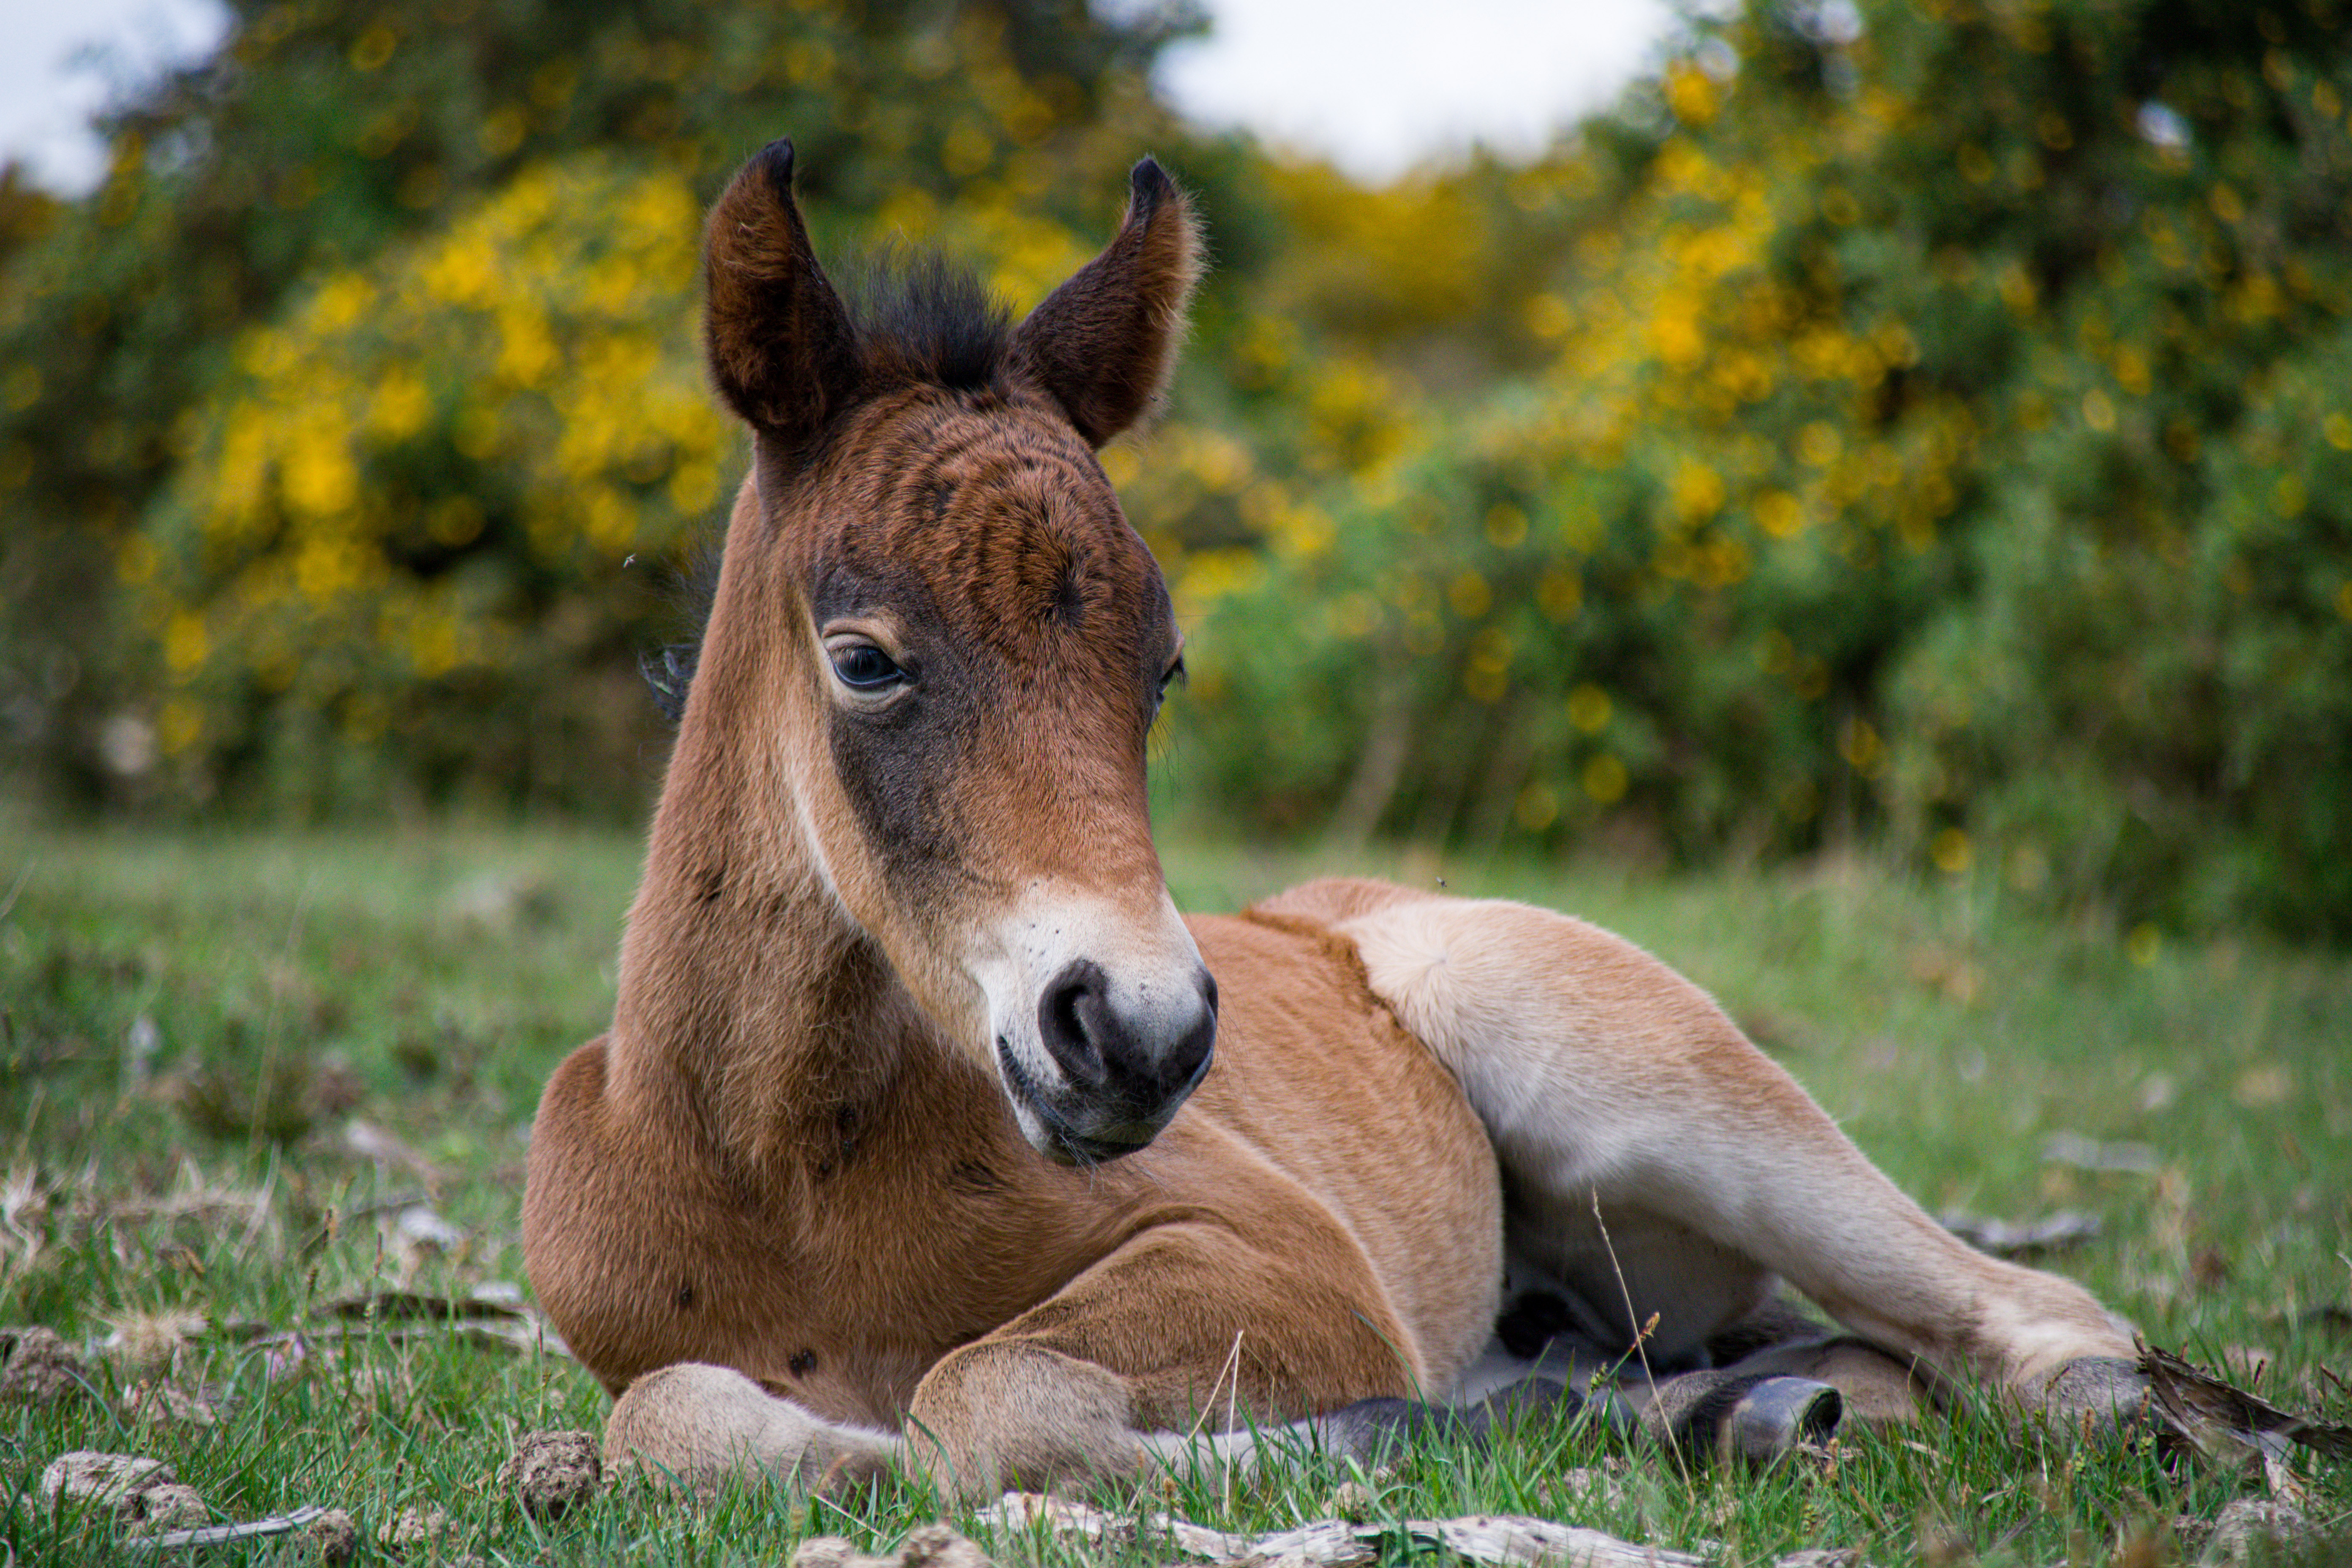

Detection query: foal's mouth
xmin=994 ymin=1037 xmax=1157 ymax=1166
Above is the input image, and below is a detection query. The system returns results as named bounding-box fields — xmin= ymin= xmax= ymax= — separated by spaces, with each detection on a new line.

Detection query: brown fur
xmin=523 ymin=142 xmax=2143 ymax=1503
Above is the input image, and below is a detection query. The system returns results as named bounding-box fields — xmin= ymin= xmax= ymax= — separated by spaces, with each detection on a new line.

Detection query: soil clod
xmin=506 ymin=1428 xmax=601 ymax=1520
xmin=791 ymin=1526 xmax=991 ymax=1568
xmin=381 ymin=1504 xmax=456 ymax=1554
xmin=304 ymin=1509 xmax=360 ymax=1565
xmin=2 ymin=1326 xmax=88 ymax=1405
xmin=2203 ymin=1500 xmax=2313 ymax=1565
xmin=124 ymin=1484 xmax=210 ymax=1534
xmin=38 ymin=1451 xmax=175 ymax=1509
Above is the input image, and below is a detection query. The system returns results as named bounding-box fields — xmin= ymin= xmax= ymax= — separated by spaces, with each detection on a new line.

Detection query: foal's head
xmin=691 ymin=139 xmax=1214 ymax=1165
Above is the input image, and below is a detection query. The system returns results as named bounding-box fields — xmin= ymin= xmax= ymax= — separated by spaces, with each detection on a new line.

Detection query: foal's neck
xmin=606 ymin=639 xmax=918 ymax=1176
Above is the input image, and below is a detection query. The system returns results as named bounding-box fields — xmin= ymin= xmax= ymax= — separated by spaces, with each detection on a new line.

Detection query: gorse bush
xmin=0 ymin=0 xmax=1195 ymax=804
xmin=7 ymin=0 xmax=2352 ymax=937
xmin=133 ymin=160 xmax=724 ymax=812
xmin=1149 ymin=0 xmax=2352 ymax=939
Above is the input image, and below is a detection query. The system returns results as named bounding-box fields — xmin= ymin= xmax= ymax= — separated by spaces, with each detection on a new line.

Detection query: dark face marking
xmin=798 ymin=392 xmax=1179 ymax=909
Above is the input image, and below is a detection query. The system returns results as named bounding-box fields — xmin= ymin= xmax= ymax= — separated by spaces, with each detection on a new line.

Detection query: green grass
xmin=2 ymin=820 xmax=2346 ymax=1565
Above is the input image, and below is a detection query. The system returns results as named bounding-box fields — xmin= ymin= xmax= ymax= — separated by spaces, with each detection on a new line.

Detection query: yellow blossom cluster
xmin=140 ymin=157 xmax=726 ymax=762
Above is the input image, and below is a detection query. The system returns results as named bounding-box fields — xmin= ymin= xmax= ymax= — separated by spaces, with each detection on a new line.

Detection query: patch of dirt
xmin=38 ymin=1450 xmax=174 ymax=1508
xmin=381 ymin=1504 xmax=455 ymax=1554
xmin=2203 ymin=1499 xmax=2314 ymax=1565
xmin=123 ymin=1483 xmax=210 ymax=1534
xmin=123 ymin=1380 xmax=221 ymax=1426
xmin=305 ymin=1508 xmax=360 ymax=1565
xmin=0 ymin=1325 xmax=87 ymax=1405
xmin=38 ymin=1449 xmax=208 ymax=1532
xmin=505 ymin=1428 xmax=600 ymax=1520
xmin=794 ymin=1525 xmax=992 ymax=1568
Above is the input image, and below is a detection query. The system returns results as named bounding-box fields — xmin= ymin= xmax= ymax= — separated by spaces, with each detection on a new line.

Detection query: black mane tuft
xmin=838 ymin=245 xmax=1013 ymax=392
xmin=640 ymin=642 xmax=700 ymax=724
xmin=640 ymin=538 xmax=722 ymax=725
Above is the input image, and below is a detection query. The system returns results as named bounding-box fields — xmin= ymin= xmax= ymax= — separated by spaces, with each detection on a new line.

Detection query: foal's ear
xmin=1010 ymin=158 xmax=1203 ymax=448
xmin=702 ymin=139 xmax=863 ymax=444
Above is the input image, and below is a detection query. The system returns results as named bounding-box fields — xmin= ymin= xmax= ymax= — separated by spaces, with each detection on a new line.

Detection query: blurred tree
xmin=0 ymin=0 xmax=1199 ymax=808
xmin=1151 ymin=0 xmax=2352 ymax=938
xmin=11 ymin=0 xmax=2352 ymax=939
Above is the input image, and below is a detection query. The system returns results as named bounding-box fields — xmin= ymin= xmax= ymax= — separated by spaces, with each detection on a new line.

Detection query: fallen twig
xmin=244 ymin=1316 xmax=572 ymax=1361
xmin=312 ymin=1289 xmax=530 ymax=1323
xmin=1938 ymin=1210 xmax=2100 ymax=1258
xmin=122 ymin=1504 xmax=332 ymax=1555
xmin=976 ymin=1491 xmax=1865 ymax=1568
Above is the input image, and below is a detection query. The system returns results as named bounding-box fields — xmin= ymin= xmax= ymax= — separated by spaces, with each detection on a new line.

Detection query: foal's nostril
xmin=1038 ymin=959 xmax=1113 ymax=1086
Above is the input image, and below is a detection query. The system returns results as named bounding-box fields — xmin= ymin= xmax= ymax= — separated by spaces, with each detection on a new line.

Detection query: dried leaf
xmin=2139 ymin=1340 xmax=2352 ymax=1465
xmin=978 ymin=1493 xmax=1729 ymax=1568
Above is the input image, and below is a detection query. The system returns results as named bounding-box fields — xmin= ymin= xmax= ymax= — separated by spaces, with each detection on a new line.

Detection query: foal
xmin=521 ymin=140 xmax=2145 ymax=1499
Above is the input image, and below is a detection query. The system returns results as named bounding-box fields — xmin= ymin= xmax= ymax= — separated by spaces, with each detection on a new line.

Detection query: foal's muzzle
xmin=1003 ymin=961 xmax=1217 ymax=1164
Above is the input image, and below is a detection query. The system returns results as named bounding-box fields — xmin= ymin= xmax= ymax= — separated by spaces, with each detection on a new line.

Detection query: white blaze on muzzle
xmin=969 ymin=887 xmax=1217 ymax=1164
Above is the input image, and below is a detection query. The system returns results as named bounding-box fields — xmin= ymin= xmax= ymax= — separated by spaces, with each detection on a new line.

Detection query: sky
xmin=0 ymin=0 xmax=1684 ymax=195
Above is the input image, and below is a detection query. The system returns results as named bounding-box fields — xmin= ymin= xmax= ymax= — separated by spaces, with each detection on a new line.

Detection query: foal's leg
xmin=1332 ymin=895 xmax=2142 ymax=1425
xmin=899 ymin=1216 xmax=1478 ymax=1498
xmin=607 ymin=1211 xmax=1523 ymax=1502
xmin=604 ymin=1362 xmax=903 ymax=1494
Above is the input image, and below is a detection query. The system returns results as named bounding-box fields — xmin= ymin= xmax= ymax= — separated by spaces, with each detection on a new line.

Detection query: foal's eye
xmin=1154 ymin=656 xmax=1186 ymax=709
xmin=831 ymin=644 xmax=904 ymax=691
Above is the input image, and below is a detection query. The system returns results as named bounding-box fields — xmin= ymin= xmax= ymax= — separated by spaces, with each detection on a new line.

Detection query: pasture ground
xmin=1 ymin=819 xmax=2347 ymax=1564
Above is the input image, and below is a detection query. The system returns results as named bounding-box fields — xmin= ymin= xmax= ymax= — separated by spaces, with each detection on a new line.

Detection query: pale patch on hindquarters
xmin=1329 ymin=892 xmax=2140 ymax=1400
xmin=1339 ymin=898 xmax=1778 ymax=1364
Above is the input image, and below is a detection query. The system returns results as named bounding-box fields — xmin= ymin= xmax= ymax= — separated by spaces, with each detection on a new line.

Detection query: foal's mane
xmin=641 ymin=247 xmax=1014 ymax=722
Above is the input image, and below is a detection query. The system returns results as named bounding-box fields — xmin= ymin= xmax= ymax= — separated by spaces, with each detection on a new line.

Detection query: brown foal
xmin=521 ymin=140 xmax=2146 ymax=1501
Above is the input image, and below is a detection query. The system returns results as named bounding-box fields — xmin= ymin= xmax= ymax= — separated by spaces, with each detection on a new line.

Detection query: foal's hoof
xmin=2035 ymin=1357 xmax=2150 ymax=1437
xmin=1320 ymin=1396 xmax=1477 ymax=1459
xmin=1722 ymin=1376 xmax=1843 ymax=1462
xmin=1472 ymin=1376 xmax=1588 ymax=1435
xmin=1646 ymin=1372 xmax=1843 ymax=1464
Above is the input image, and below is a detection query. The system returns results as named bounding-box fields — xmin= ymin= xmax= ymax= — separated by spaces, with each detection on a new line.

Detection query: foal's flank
xmin=521 ymin=138 xmax=2147 ymax=1503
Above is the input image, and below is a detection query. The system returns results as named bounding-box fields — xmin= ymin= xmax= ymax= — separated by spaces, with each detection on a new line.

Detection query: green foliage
xmin=134 ymin=158 xmax=726 ymax=813
xmin=7 ymin=0 xmax=2352 ymax=934
xmin=0 ymin=0 xmax=1196 ymax=811
xmin=1148 ymin=0 xmax=2352 ymax=939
